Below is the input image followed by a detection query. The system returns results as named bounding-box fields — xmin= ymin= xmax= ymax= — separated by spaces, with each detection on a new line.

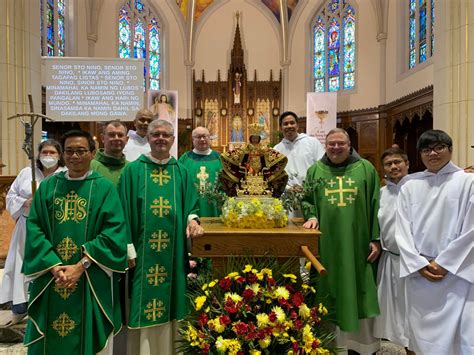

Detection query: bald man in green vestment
xmin=302 ymin=128 xmax=381 ymax=355
xmin=118 ymin=119 xmax=204 ymax=355
xmin=23 ymin=130 xmax=128 ymax=355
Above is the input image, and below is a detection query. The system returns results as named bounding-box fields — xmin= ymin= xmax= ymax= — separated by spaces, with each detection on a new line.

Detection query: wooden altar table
xmin=191 ymin=217 xmax=326 ymax=275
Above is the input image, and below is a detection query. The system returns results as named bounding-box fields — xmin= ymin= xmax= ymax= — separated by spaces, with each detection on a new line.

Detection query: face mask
xmin=40 ymin=156 xmax=59 ymax=169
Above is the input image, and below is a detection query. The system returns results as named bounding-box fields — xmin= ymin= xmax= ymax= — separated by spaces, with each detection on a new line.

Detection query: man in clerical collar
xmin=395 ymin=130 xmax=473 ymax=355
xmin=274 ymin=111 xmax=325 ymax=187
xmin=123 ymin=108 xmax=153 ymax=161
xmin=373 ymin=147 xmax=415 ymax=354
xmin=23 ymin=130 xmax=128 ymax=354
xmin=91 ymin=120 xmax=128 ymax=186
xmin=118 ymin=119 xmax=204 ymax=355
xmin=302 ymin=128 xmax=381 ymax=354
xmin=178 ymin=126 xmax=223 ymax=217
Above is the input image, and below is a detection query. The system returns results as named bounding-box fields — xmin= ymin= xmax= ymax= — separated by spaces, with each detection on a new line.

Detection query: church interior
xmin=0 ymin=0 xmax=473 ymax=350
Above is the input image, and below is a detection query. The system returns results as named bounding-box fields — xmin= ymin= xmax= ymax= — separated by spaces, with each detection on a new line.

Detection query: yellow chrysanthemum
xmin=249 ymin=350 xmax=262 ymax=355
xmin=249 ymin=283 xmax=261 ymax=294
xmin=258 ymin=336 xmax=271 ymax=349
xmin=256 ymin=313 xmax=270 ymax=328
xmin=227 ymin=271 xmax=239 ymax=278
xmin=299 ymin=303 xmax=311 ymax=319
xmin=272 ymin=305 xmax=286 ymax=322
xmin=274 ymin=286 xmax=290 ymax=300
xmin=201 ymin=283 xmax=208 ymax=291
xmin=305 ymin=261 xmax=312 ymax=270
xmin=243 ymin=264 xmax=253 ymax=273
xmin=225 ymin=292 xmax=243 ymax=303
xmin=194 ymin=295 xmax=206 ymax=311
xmin=208 ymin=280 xmax=218 ymax=288
xmin=260 ymin=268 xmax=273 ymax=277
xmin=208 ymin=318 xmax=226 ymax=333
xmin=225 ymin=339 xmax=242 ymax=354
xmin=318 ymin=303 xmax=328 ymax=315
xmin=215 ymin=336 xmax=226 ymax=352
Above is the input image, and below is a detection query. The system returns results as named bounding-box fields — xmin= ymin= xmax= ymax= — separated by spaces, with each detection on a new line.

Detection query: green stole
xmin=119 ymin=156 xmax=198 ymax=328
xmin=302 ymin=159 xmax=380 ymax=332
xmin=178 ymin=150 xmax=223 ymax=217
xmin=23 ymin=172 xmax=127 ymax=355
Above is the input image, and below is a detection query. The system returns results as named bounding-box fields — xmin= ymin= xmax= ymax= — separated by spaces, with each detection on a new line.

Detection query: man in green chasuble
xmin=23 ymin=130 xmax=128 ymax=355
xmin=178 ymin=126 xmax=222 ymax=217
xmin=118 ymin=119 xmax=204 ymax=355
xmin=302 ymin=128 xmax=381 ymax=354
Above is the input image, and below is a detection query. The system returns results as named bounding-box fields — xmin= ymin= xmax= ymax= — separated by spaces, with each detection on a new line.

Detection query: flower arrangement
xmin=280 ymin=177 xmax=326 ymax=213
xmin=221 ymin=197 xmax=288 ymax=228
xmin=178 ymin=262 xmax=335 ymax=354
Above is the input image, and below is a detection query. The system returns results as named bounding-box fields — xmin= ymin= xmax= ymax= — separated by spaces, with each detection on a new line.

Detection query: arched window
xmin=312 ymin=0 xmax=356 ymax=92
xmin=118 ymin=0 xmax=161 ymax=90
xmin=41 ymin=0 xmax=66 ymax=56
xmin=408 ymin=0 xmax=435 ymax=69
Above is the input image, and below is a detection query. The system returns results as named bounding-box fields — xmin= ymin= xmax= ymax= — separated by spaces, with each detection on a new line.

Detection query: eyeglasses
xmin=150 ymin=132 xmax=173 ymax=139
xmin=420 ymin=145 xmax=448 ymax=156
xmin=193 ymin=135 xmax=210 ymax=140
xmin=64 ymin=149 xmax=90 ymax=157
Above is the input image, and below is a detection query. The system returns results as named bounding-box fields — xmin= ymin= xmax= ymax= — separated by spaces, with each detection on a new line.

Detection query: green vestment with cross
xmin=302 ymin=159 xmax=380 ymax=332
xmin=118 ymin=155 xmax=199 ymax=328
xmin=23 ymin=172 xmax=128 ymax=355
xmin=178 ymin=150 xmax=223 ymax=217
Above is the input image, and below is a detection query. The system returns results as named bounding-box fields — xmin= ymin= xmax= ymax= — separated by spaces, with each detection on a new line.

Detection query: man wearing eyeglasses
xmin=373 ymin=147 xmax=414 ymax=354
xmin=91 ymin=120 xmax=129 ymax=186
xmin=23 ymin=130 xmax=128 ymax=354
xmin=178 ymin=126 xmax=222 ymax=217
xmin=302 ymin=128 xmax=381 ymax=354
xmin=395 ymin=129 xmax=473 ymax=355
xmin=118 ymin=119 xmax=204 ymax=354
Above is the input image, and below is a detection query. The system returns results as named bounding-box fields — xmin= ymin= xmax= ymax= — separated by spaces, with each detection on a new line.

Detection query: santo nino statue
xmin=219 ymin=123 xmax=288 ymax=197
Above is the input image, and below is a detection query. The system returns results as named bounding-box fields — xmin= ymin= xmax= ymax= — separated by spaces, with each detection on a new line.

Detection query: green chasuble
xmin=23 ymin=171 xmax=128 ymax=355
xmin=118 ymin=155 xmax=199 ymax=328
xmin=178 ymin=150 xmax=223 ymax=217
xmin=90 ymin=148 xmax=128 ymax=186
xmin=302 ymin=159 xmax=380 ymax=332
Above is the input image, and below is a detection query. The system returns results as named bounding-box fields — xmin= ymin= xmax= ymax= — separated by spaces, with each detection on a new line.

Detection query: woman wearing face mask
xmin=0 ymin=139 xmax=66 ymax=325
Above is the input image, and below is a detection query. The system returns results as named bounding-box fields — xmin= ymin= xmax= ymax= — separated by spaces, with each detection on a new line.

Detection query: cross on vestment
xmin=197 ymin=166 xmax=209 ymax=190
xmin=149 ymin=230 xmax=170 ymax=252
xmin=144 ymin=299 xmax=165 ymax=321
xmin=150 ymin=168 xmax=171 ymax=185
xmin=54 ymin=283 xmax=77 ymax=300
xmin=52 ymin=313 xmax=76 ymax=337
xmin=150 ymin=197 xmax=172 ymax=217
xmin=146 ymin=264 xmax=168 ymax=286
xmin=325 ymin=176 xmax=358 ymax=207
xmin=56 ymin=236 xmax=79 ymax=261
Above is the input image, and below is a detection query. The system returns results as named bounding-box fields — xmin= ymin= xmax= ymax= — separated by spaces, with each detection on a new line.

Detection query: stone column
xmin=433 ymin=0 xmax=474 ymax=167
xmin=0 ymin=0 xmax=42 ymax=175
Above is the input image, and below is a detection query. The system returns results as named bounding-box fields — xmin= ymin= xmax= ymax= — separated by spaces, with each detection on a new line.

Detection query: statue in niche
xmin=233 ymin=72 xmax=242 ymax=104
xmin=230 ymin=114 xmax=244 ymax=142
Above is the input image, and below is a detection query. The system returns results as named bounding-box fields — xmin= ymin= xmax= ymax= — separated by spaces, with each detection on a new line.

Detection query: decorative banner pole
xmin=7 ymin=94 xmax=55 ymax=195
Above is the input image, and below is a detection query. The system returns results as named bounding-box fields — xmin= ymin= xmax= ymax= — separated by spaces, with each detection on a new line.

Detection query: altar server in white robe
xmin=373 ymin=147 xmax=413 ymax=353
xmin=274 ymin=111 xmax=325 ymax=187
xmin=395 ymin=130 xmax=474 ymax=355
xmin=0 ymin=139 xmax=66 ymax=325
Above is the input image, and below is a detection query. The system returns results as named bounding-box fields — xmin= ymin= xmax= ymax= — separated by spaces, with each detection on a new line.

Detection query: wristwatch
xmin=80 ymin=257 xmax=92 ymax=269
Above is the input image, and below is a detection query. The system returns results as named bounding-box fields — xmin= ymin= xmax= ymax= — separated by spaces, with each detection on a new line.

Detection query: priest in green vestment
xmin=23 ymin=130 xmax=128 ymax=355
xmin=118 ymin=119 xmax=204 ymax=355
xmin=178 ymin=126 xmax=222 ymax=217
xmin=302 ymin=128 xmax=381 ymax=354
xmin=90 ymin=120 xmax=129 ymax=186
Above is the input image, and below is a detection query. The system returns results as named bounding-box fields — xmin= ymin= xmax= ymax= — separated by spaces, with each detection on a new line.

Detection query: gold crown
xmin=248 ymin=123 xmax=265 ymax=136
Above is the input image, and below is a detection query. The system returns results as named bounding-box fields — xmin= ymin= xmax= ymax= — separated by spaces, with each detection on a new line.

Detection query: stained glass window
xmin=408 ymin=0 xmax=435 ymax=69
xmin=312 ymin=0 xmax=356 ymax=92
xmin=118 ymin=0 xmax=161 ymax=91
xmin=41 ymin=0 xmax=66 ymax=56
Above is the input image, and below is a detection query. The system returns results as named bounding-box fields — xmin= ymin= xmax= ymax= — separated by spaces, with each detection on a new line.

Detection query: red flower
xmin=236 ymin=276 xmax=246 ymax=284
xmin=292 ymin=342 xmax=299 ymax=352
xmin=312 ymin=339 xmax=321 ymax=349
xmin=269 ymin=312 xmax=277 ymax=322
xmin=294 ymin=319 xmax=303 ymax=330
xmin=224 ymin=299 xmax=238 ymax=314
xmin=220 ymin=314 xmax=231 ymax=325
xmin=201 ymin=343 xmax=210 ymax=353
xmin=267 ymin=277 xmax=276 ymax=286
xmin=198 ymin=313 xmax=209 ymax=327
xmin=233 ymin=321 xmax=249 ymax=336
xmin=290 ymin=310 xmax=298 ymax=320
xmin=247 ymin=273 xmax=258 ymax=283
xmin=219 ymin=277 xmax=232 ymax=291
xmin=242 ymin=288 xmax=255 ymax=300
xmin=291 ymin=291 xmax=304 ymax=307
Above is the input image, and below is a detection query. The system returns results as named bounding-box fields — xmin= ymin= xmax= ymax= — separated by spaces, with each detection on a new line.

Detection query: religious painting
xmin=194 ymin=0 xmax=214 ymax=22
xmin=306 ymin=92 xmax=337 ymax=145
xmin=204 ymin=99 xmax=219 ymax=148
xmin=262 ymin=0 xmax=280 ymax=22
xmin=255 ymin=99 xmax=272 ymax=145
xmin=176 ymin=0 xmax=188 ymax=20
xmin=148 ymin=90 xmax=179 ymax=157
xmin=230 ymin=115 xmax=244 ymax=143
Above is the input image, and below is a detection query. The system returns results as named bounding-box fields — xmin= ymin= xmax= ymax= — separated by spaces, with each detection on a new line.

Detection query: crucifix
xmin=6 ymin=94 xmax=55 ymax=195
